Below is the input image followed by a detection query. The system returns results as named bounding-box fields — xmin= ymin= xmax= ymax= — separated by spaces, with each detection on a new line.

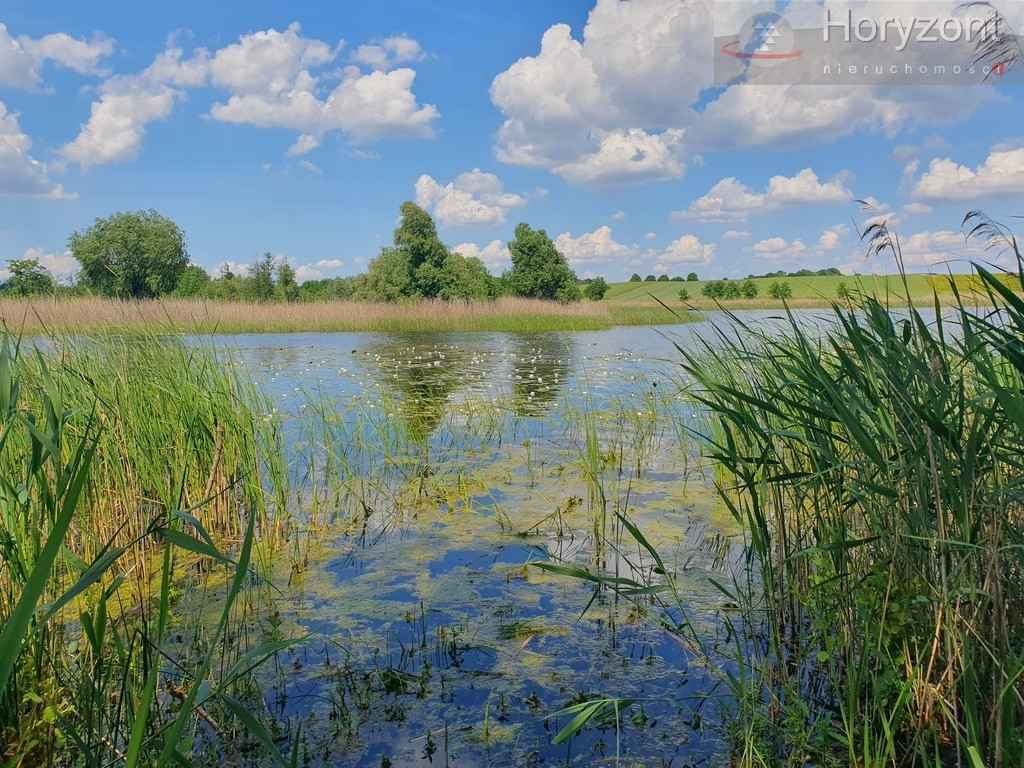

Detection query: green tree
xmin=656 ymin=274 xmax=670 ymax=282
xmin=68 ymin=209 xmax=188 ymax=298
xmin=767 ymin=281 xmax=793 ymax=299
xmin=246 ymin=253 xmax=276 ymax=302
xmin=670 ymin=275 xmax=684 ymax=281
xmin=722 ymin=281 xmax=742 ymax=299
xmin=678 ymin=287 xmax=690 ymax=301
xmin=629 ymin=273 xmax=642 ymax=282
xmin=741 ymin=279 xmax=759 ymax=299
xmin=5 ymin=257 xmax=55 ymax=296
xmin=506 ymin=223 xmax=581 ymax=302
xmin=440 ymin=253 xmax=499 ymax=299
xmin=686 ymin=272 xmax=699 ymax=282
xmin=276 ymin=261 xmax=298 ymax=302
xmin=644 ymin=275 xmax=656 ymax=282
xmin=171 ymin=265 xmax=211 ymax=298
xmin=583 ymin=277 xmax=608 ymax=301
xmin=701 ymin=281 xmax=725 ymax=299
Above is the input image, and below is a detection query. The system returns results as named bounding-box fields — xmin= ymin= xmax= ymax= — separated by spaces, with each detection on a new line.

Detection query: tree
xmin=583 ymin=277 xmax=608 ymax=301
xmin=171 ymin=265 xmax=211 ymax=298
xmin=741 ymin=279 xmax=759 ymax=299
xmin=506 ymin=223 xmax=581 ymax=302
xmin=701 ymin=281 xmax=725 ymax=299
xmin=686 ymin=272 xmax=699 ymax=282
xmin=656 ymin=274 xmax=669 ymax=282
xmin=68 ymin=209 xmax=188 ymax=298
xmin=678 ymin=287 xmax=690 ymax=301
xmin=246 ymin=253 xmax=277 ymax=302
xmin=629 ymin=273 xmax=642 ymax=282
xmin=670 ymin=275 xmax=684 ymax=281
xmin=5 ymin=257 xmax=55 ymax=296
xmin=644 ymin=275 xmax=657 ymax=282
xmin=276 ymin=261 xmax=298 ymax=302
xmin=440 ymin=253 xmax=499 ymax=299
xmin=722 ymin=281 xmax=742 ymax=299
xmin=767 ymin=281 xmax=793 ymax=299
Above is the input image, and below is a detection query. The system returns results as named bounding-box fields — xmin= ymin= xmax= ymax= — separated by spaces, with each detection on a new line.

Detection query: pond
xmin=179 ymin=312 xmax=813 ymax=767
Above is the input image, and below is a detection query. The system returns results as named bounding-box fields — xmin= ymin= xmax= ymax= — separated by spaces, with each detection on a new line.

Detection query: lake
xmin=179 ymin=312 xmax=813 ymax=767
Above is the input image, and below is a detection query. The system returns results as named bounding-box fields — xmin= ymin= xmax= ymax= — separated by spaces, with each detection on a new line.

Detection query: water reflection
xmin=510 ymin=334 xmax=574 ymax=417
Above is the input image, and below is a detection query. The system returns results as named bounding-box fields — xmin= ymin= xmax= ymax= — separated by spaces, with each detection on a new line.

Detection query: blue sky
xmin=1 ymin=0 xmax=1022 ymax=283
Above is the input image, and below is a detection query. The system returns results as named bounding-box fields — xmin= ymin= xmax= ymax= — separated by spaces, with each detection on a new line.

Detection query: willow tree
xmin=68 ymin=209 xmax=188 ymax=298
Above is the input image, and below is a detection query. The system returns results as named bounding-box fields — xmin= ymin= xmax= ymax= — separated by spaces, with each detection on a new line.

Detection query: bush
xmin=583 ymin=277 xmax=609 ymax=301
xmin=767 ymin=281 xmax=792 ymax=299
xmin=678 ymin=287 xmax=690 ymax=301
xmin=741 ymin=279 xmax=758 ymax=299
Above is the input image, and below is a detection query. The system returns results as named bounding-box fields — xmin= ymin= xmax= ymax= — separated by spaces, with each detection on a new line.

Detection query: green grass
xmin=604 ymin=272 xmax=995 ymax=305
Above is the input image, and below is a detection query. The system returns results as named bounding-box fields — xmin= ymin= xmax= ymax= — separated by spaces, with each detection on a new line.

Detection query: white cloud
xmin=651 ymin=234 xmax=715 ymax=271
xmin=679 ymin=169 xmax=853 ymax=223
xmin=554 ymin=226 xmax=634 ymax=266
xmin=489 ymin=0 xmax=706 ymax=183
xmin=722 ymin=230 xmax=750 ymax=240
xmin=294 ymin=263 xmax=320 ymax=281
xmin=902 ymin=203 xmax=933 ymax=215
xmin=645 ymin=232 xmax=657 ymax=240
xmin=0 ymin=23 xmax=114 ymax=90
xmin=490 ymin=1 xmax=993 ymax=187
xmin=818 ymin=223 xmax=850 ymax=251
xmin=316 ymin=259 xmax=343 ymax=270
xmin=351 ymin=35 xmax=425 ymax=71
xmin=452 ymin=240 xmax=511 ymax=270
xmin=59 ymin=24 xmax=438 ymax=167
xmin=0 ymin=102 xmax=75 ymax=198
xmin=898 ymin=230 xmax=986 ymax=268
xmin=554 ymin=128 xmax=685 ymax=186
xmin=913 ymin=148 xmax=1024 ymax=201
xmin=58 ymin=76 xmax=180 ymax=169
xmin=748 ymin=237 xmax=807 ymax=261
xmin=208 ymin=24 xmax=437 ymax=146
xmin=23 ymin=246 xmax=78 ymax=277
xmin=416 ymin=169 xmax=528 ymax=227
xmin=610 ymin=210 xmax=625 ymax=220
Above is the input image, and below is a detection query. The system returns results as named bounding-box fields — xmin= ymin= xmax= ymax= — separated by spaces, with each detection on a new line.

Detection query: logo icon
xmin=722 ymin=12 xmax=803 ymax=65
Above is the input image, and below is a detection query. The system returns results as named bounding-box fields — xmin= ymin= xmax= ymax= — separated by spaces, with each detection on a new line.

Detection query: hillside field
xmin=603 ymin=273 xmax=1002 ymax=305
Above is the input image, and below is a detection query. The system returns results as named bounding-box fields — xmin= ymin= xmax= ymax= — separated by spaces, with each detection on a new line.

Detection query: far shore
xmin=0 ymin=296 xmax=699 ymax=335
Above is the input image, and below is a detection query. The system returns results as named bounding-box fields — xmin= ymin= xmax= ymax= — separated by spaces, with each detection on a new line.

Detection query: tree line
xmin=2 ymin=203 xmax=612 ymax=303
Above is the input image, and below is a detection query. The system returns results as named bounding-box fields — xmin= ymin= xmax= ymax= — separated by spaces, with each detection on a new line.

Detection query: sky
xmin=1 ymin=0 xmax=1023 ymax=283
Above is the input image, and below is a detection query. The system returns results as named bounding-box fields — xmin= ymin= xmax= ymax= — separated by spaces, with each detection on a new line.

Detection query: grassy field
xmin=0 ymin=295 xmax=696 ymax=335
xmin=604 ymin=272 xmax=1002 ymax=307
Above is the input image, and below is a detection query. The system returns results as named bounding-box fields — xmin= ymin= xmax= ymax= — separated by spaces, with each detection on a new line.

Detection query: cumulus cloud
xmin=554 ymin=226 xmax=634 ymax=266
xmin=747 ymin=224 xmax=850 ymax=264
xmin=416 ymin=169 xmax=528 ymax=227
xmin=651 ymin=234 xmax=716 ymax=272
xmin=351 ymin=35 xmax=426 ymax=71
xmin=553 ymin=128 xmax=685 ymax=186
xmin=207 ymin=24 xmax=438 ymax=145
xmin=722 ymin=230 xmax=750 ymax=240
xmin=0 ymin=23 xmax=114 ymax=89
xmin=897 ymin=230 xmax=989 ymax=268
xmin=59 ymin=23 xmax=438 ymax=167
xmin=0 ymin=103 xmax=75 ymax=198
xmin=452 ymin=240 xmax=511 ymax=270
xmin=316 ymin=259 xmax=343 ymax=270
xmin=913 ymin=147 xmax=1024 ymax=201
xmin=490 ymin=0 xmax=993 ymax=187
xmin=679 ymin=169 xmax=853 ymax=223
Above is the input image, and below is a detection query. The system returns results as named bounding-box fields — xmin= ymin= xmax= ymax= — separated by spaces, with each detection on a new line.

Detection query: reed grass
xmin=0 ymin=333 xmax=298 ymax=766
xmin=0 ymin=296 xmax=695 ymax=335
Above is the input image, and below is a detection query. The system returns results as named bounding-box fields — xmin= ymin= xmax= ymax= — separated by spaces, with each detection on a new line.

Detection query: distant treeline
xmin=745 ymin=267 xmax=842 ymax=279
xmin=2 ymin=203 xmax=611 ymax=303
